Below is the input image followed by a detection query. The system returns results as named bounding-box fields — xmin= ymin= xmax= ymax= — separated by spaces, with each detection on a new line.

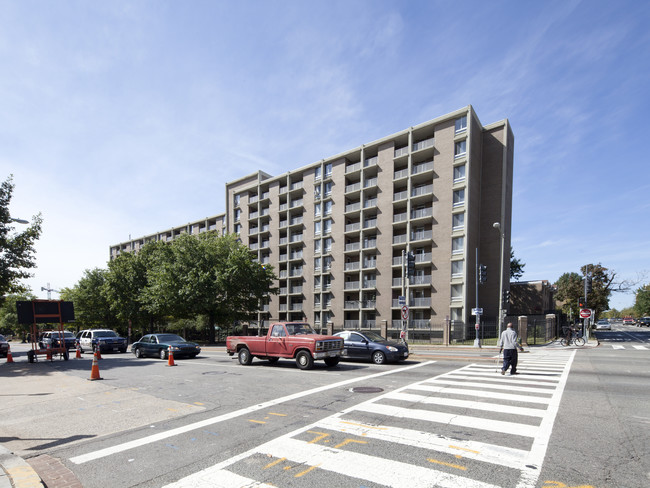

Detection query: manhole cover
xmin=350 ymin=387 xmax=384 ymax=393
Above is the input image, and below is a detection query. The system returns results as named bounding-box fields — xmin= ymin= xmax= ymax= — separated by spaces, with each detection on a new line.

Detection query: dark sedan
xmin=0 ymin=334 xmax=9 ymax=358
xmin=334 ymin=330 xmax=409 ymax=364
xmin=131 ymin=334 xmax=201 ymax=360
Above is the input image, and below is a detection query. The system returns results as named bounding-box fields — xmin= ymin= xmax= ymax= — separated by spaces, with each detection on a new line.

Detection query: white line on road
xmin=69 ymin=360 xmax=435 ymax=464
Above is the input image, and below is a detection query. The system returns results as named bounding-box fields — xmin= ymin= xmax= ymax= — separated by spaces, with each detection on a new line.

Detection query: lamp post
xmin=10 ymin=217 xmax=29 ymax=224
xmin=493 ymin=222 xmax=505 ymax=338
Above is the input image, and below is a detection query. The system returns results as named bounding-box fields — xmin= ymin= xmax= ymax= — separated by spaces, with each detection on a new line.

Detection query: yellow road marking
xmin=248 ymin=419 xmax=266 ymax=424
xmin=264 ymin=457 xmax=286 ymax=469
xmin=427 ymin=458 xmax=467 ymax=471
xmin=307 ymin=431 xmax=330 ymax=443
xmin=340 ymin=421 xmax=388 ymax=430
xmin=268 ymin=412 xmax=287 ymax=416
xmin=295 ymin=464 xmax=320 ymax=477
xmin=450 ymin=444 xmax=479 ymax=454
xmin=334 ymin=439 xmax=368 ymax=449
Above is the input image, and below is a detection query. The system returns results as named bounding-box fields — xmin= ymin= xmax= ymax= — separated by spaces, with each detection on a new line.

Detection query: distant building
xmin=110 ymin=105 xmax=514 ymax=331
xmin=509 ymin=280 xmax=557 ymax=316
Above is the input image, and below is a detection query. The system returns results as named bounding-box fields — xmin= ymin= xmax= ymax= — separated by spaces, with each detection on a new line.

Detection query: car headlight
xmin=386 ymin=346 xmax=398 ymax=352
xmin=169 ymin=346 xmax=179 ymax=351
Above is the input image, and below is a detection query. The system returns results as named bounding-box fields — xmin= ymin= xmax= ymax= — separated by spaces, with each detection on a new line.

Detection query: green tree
xmin=0 ymin=175 xmax=43 ymax=301
xmin=61 ymin=268 xmax=118 ymax=332
xmin=143 ymin=233 xmax=277 ymax=343
xmin=581 ymin=263 xmax=615 ymax=320
xmin=510 ymin=247 xmax=525 ymax=281
xmin=0 ymin=292 xmax=36 ymax=338
xmin=554 ymin=272 xmax=583 ymax=319
xmin=634 ymin=284 xmax=650 ymax=317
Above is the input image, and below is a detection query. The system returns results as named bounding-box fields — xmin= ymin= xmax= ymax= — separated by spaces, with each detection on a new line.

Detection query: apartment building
xmin=110 ymin=105 xmax=513 ymax=334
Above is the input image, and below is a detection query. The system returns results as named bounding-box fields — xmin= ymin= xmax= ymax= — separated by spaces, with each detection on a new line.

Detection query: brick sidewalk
xmin=27 ymin=455 xmax=82 ymax=488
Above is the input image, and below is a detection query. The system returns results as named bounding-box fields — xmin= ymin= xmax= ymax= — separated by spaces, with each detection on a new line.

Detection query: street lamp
xmin=493 ymin=222 xmax=505 ymax=338
xmin=10 ymin=217 xmax=29 ymax=224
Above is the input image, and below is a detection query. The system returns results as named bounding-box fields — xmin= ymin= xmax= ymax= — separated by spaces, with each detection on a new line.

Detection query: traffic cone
xmin=89 ymin=351 xmax=103 ymax=381
xmin=167 ymin=349 xmax=176 ymax=366
xmin=75 ymin=345 xmax=82 ymax=359
xmin=6 ymin=346 xmax=14 ymax=363
xmin=95 ymin=347 xmax=102 ymax=360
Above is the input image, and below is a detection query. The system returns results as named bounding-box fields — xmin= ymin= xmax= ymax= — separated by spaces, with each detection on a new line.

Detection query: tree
xmin=61 ymin=268 xmax=117 ymax=331
xmin=0 ymin=292 xmax=36 ymax=339
xmin=143 ymin=233 xmax=277 ymax=343
xmin=634 ymin=284 xmax=650 ymax=317
xmin=581 ymin=263 xmax=615 ymax=320
xmin=510 ymin=247 xmax=525 ymax=281
xmin=554 ymin=272 xmax=583 ymax=319
xmin=0 ymin=175 xmax=43 ymax=301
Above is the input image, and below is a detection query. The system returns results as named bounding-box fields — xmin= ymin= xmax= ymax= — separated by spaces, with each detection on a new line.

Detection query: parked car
xmin=637 ymin=317 xmax=650 ymax=327
xmin=622 ymin=317 xmax=636 ymax=326
xmin=0 ymin=334 xmax=9 ymax=358
xmin=595 ymin=319 xmax=611 ymax=330
xmin=77 ymin=329 xmax=128 ymax=354
xmin=131 ymin=334 xmax=201 ymax=360
xmin=334 ymin=330 xmax=409 ymax=364
xmin=38 ymin=330 xmax=77 ymax=350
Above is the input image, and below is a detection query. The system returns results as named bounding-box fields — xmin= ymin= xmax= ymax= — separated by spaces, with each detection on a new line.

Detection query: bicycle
xmin=560 ymin=327 xmax=585 ymax=346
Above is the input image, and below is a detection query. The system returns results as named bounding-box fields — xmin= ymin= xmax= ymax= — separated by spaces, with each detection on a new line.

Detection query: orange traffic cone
xmin=95 ymin=347 xmax=102 ymax=360
xmin=75 ymin=345 xmax=82 ymax=359
xmin=167 ymin=349 xmax=176 ymax=367
xmin=6 ymin=346 xmax=14 ymax=363
xmin=89 ymin=351 xmax=103 ymax=381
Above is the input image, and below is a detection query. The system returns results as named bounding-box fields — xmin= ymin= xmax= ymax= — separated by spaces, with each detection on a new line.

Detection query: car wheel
xmin=159 ymin=348 xmax=167 ymax=360
xmin=120 ymin=348 xmax=127 ymax=353
xmin=134 ymin=348 xmax=143 ymax=358
xmin=238 ymin=347 xmax=253 ymax=365
xmin=296 ymin=351 xmax=314 ymax=370
xmin=27 ymin=350 xmax=35 ymax=363
xmin=372 ymin=351 xmax=387 ymax=365
xmin=63 ymin=350 xmax=69 ymax=361
xmin=324 ymin=357 xmax=339 ymax=367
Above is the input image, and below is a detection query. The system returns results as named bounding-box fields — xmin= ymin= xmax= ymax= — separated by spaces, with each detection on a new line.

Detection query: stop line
xmin=164 ymin=350 xmax=575 ymax=488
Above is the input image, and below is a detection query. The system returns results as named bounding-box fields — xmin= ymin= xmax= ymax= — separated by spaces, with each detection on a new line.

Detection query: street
xmin=1 ymin=325 xmax=649 ymax=488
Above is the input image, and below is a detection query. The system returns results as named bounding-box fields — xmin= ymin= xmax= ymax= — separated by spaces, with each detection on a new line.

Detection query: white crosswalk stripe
xmin=164 ymin=350 xmax=576 ymax=488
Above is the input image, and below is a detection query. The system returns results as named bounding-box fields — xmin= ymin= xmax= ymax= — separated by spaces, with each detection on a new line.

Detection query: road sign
xmin=401 ymin=306 xmax=409 ymax=320
xmin=398 ymin=296 xmax=406 ymax=306
xmin=475 ymin=323 xmax=480 ymax=330
xmin=471 ymin=308 xmax=483 ymax=316
xmin=580 ymin=309 xmax=592 ymax=319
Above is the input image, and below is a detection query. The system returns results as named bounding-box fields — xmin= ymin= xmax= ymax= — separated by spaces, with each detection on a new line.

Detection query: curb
xmin=0 ymin=446 xmax=43 ymax=488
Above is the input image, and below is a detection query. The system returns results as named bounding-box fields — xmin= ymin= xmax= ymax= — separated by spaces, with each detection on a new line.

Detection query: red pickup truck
xmin=226 ymin=322 xmax=344 ymax=370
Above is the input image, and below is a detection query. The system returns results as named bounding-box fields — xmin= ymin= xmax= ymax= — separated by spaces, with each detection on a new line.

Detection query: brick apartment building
xmin=110 ymin=105 xmax=513 ymax=335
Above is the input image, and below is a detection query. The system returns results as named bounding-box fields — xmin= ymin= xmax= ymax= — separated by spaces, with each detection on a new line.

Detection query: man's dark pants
xmin=502 ymin=348 xmax=519 ymax=374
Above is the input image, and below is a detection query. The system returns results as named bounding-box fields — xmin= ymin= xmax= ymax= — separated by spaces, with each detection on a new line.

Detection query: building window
xmin=453 ymin=164 xmax=466 ymax=183
xmin=314 ymin=203 xmax=321 ymax=217
xmin=234 ymin=224 xmax=241 ymax=234
xmin=451 ymin=260 xmax=464 ymax=277
xmin=452 ymin=236 xmax=464 ymax=255
xmin=323 ymin=219 xmax=332 ymax=235
xmin=314 ymin=221 xmax=321 ymax=235
xmin=323 ymin=237 xmax=332 ymax=252
xmin=452 ymin=213 xmax=465 ymax=230
xmin=234 ymin=209 xmax=241 ymax=222
xmin=455 ymin=115 xmax=467 ymax=133
xmin=323 ymin=275 xmax=331 ymax=289
xmin=314 ymin=257 xmax=321 ymax=271
xmin=323 ymin=256 xmax=332 ymax=271
xmin=454 ymin=140 xmax=466 ymax=158
xmin=324 ymin=200 xmax=333 ymax=215
xmin=324 ymin=181 xmax=333 ymax=196
xmin=451 ymin=284 xmax=463 ymax=301
xmin=314 ymin=166 xmax=322 ymax=180
xmin=314 ymin=239 xmax=321 ymax=254
xmin=314 ymin=276 xmax=321 ymax=289
xmin=453 ymin=189 xmax=465 ymax=207
xmin=234 ymin=194 xmax=240 ymax=206
xmin=325 ymin=162 xmax=333 ymax=177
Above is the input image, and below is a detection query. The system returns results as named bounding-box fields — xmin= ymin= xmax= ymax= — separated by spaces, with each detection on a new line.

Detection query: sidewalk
xmin=0 ymin=338 xmax=598 ymax=488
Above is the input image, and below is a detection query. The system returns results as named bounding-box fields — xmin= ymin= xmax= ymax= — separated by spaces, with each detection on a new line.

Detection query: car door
xmin=81 ymin=331 xmax=91 ymax=351
xmin=347 ymin=332 xmax=369 ymax=359
xmin=267 ymin=324 xmax=290 ymax=357
xmin=140 ymin=335 xmax=154 ymax=356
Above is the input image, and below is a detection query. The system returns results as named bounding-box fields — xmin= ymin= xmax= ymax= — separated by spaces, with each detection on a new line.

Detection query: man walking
xmin=498 ymin=322 xmax=524 ymax=375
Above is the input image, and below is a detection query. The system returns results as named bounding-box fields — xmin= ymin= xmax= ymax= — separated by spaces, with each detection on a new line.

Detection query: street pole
xmin=493 ymin=222 xmax=505 ymax=338
xmin=474 ymin=248 xmax=481 ymax=348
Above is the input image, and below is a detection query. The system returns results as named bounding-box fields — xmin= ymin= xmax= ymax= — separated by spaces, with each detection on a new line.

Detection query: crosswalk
xmin=609 ymin=344 xmax=648 ymax=350
xmin=164 ymin=350 xmax=575 ymax=488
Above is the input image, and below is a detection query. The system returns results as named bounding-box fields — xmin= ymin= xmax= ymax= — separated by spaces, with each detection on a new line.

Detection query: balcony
xmin=394 ymin=146 xmax=409 ymax=158
xmin=412 ymin=160 xmax=433 ymax=175
xmin=411 ymin=230 xmax=433 ymax=241
xmin=361 ymin=300 xmax=376 ymax=309
xmin=393 ymin=168 xmax=408 ymax=180
xmin=344 ymin=320 xmax=360 ymax=328
xmin=363 ymin=260 xmax=377 ymax=269
xmin=411 ymin=184 xmax=433 ymax=198
xmin=345 ymin=242 xmax=360 ymax=252
xmin=363 ymin=198 xmax=377 ymax=209
xmin=345 ymin=182 xmax=361 ymax=193
xmin=344 ymin=281 xmax=360 ymax=290
xmin=345 ymin=202 xmax=361 ymax=213
xmin=289 ymin=286 xmax=303 ymax=294
xmin=345 ymin=222 xmax=360 ymax=233
xmin=415 ymin=252 xmax=432 ymax=263
xmin=393 ymin=190 xmax=408 ymax=202
xmin=393 ymin=234 xmax=407 ymax=245
xmin=345 ymin=262 xmax=360 ymax=271
xmin=290 ymin=181 xmax=303 ymax=191
xmin=290 ymin=303 xmax=303 ymax=311
xmin=364 ymin=156 xmax=378 ymax=167
xmin=363 ymin=177 xmax=377 ymax=189
xmin=290 ymin=199 xmax=303 ymax=208
xmin=362 ymin=280 xmax=377 ymax=289
xmin=249 ymin=211 xmax=259 ymax=219
xmin=344 ymin=301 xmax=359 ymax=310
xmin=290 ymin=234 xmax=303 ymax=243
xmin=346 ymin=162 xmax=361 ymax=173
xmin=393 ymin=212 xmax=408 ymax=224
xmin=363 ymin=218 xmax=377 ymax=230
xmin=289 ymin=268 xmax=303 ymax=277
xmin=411 ymin=207 xmax=433 ymax=220
xmin=412 ymin=137 xmax=434 ymax=152
xmin=362 ymin=239 xmax=377 ymax=249
xmin=411 ymin=297 xmax=432 ymax=307
xmin=410 ymin=275 xmax=432 ymax=285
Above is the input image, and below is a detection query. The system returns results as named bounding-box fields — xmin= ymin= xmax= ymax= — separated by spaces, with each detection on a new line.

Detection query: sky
xmin=2 ymin=0 xmax=649 ymax=311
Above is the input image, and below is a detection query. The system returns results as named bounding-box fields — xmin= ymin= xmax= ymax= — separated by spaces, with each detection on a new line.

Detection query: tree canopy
xmin=0 ymin=175 xmax=43 ymax=301
xmin=634 ymin=284 xmax=650 ymax=317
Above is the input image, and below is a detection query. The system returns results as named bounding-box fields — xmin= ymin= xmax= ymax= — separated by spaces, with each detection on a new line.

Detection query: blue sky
xmin=2 ymin=0 xmax=649 ymax=310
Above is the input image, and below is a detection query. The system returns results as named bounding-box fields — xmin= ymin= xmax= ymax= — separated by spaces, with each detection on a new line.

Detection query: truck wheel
xmin=296 ymin=351 xmax=314 ymax=370
xmin=27 ymin=350 xmax=35 ymax=363
xmin=238 ymin=347 xmax=253 ymax=365
xmin=324 ymin=357 xmax=339 ymax=367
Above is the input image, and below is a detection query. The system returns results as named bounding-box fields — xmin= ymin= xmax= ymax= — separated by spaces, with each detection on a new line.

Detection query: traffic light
xmin=503 ymin=289 xmax=510 ymax=304
xmin=479 ymin=264 xmax=487 ymax=284
xmin=406 ymin=252 xmax=416 ymax=276
xmin=578 ymin=297 xmax=585 ymax=308
xmin=586 ymin=277 xmax=593 ymax=293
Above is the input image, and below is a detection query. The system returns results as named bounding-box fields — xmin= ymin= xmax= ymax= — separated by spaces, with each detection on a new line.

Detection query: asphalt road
xmin=2 ymin=326 xmax=649 ymax=488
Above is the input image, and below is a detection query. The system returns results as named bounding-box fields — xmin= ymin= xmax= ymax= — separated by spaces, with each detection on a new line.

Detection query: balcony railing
xmin=363 ymin=219 xmax=377 ymax=229
xmin=412 ymin=137 xmax=434 ymax=152
xmin=362 ymin=280 xmax=377 ymax=288
xmin=345 ymin=242 xmax=360 ymax=252
xmin=410 ymin=275 xmax=432 ymax=285
xmin=345 ymin=222 xmax=360 ymax=232
xmin=411 ymin=230 xmax=433 ymax=241
xmin=394 ymin=147 xmax=409 ymax=158
xmin=411 ymin=208 xmax=433 ymax=219
xmin=411 ymin=184 xmax=433 ymax=197
xmin=393 ymin=212 xmax=408 ymax=223
xmin=346 ymin=162 xmax=361 ymax=173
xmin=393 ymin=190 xmax=408 ymax=202
xmin=364 ymin=156 xmax=378 ymax=167
xmin=393 ymin=234 xmax=407 ymax=244
xmin=412 ymin=161 xmax=434 ymax=175
xmin=344 ymin=301 xmax=359 ymax=309
xmin=344 ymin=281 xmax=360 ymax=290
xmin=363 ymin=198 xmax=377 ymax=209
xmin=345 ymin=262 xmax=360 ymax=271
xmin=393 ymin=168 xmax=408 ymax=180
xmin=345 ymin=202 xmax=361 ymax=213
xmin=364 ymin=177 xmax=377 ymax=188
xmin=345 ymin=182 xmax=361 ymax=193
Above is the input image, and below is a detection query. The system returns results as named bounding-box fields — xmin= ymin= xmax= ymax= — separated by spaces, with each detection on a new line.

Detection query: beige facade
xmin=110 ymin=105 xmax=513 ymax=331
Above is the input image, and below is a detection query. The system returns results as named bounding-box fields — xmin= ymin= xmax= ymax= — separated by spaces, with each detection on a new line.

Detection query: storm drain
xmin=349 ymin=387 xmax=384 ymax=393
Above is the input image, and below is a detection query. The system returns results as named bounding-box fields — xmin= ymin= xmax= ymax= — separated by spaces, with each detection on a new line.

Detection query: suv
xmin=77 ymin=329 xmax=128 ymax=354
xmin=38 ymin=330 xmax=77 ymax=350
xmin=637 ymin=317 xmax=650 ymax=327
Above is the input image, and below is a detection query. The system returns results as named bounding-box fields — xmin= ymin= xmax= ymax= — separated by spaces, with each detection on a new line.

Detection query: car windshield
xmin=285 ymin=323 xmax=316 ymax=335
xmin=95 ymin=331 xmax=118 ymax=337
xmin=51 ymin=332 xmax=75 ymax=338
xmin=362 ymin=331 xmax=388 ymax=342
xmin=156 ymin=334 xmax=185 ymax=343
